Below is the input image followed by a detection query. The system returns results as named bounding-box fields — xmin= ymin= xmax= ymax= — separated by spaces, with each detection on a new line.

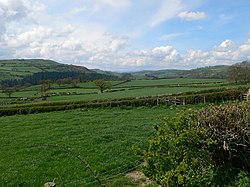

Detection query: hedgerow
xmin=0 ymin=88 xmax=246 ymax=116
xmin=135 ymin=102 xmax=250 ymax=186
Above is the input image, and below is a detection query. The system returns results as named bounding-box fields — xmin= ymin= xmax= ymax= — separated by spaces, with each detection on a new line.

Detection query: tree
xmin=1 ymin=86 xmax=16 ymax=98
xmin=56 ymin=78 xmax=80 ymax=88
xmin=93 ymin=80 xmax=111 ymax=93
xmin=40 ymin=80 xmax=52 ymax=100
xmin=228 ymin=61 xmax=250 ymax=83
xmin=121 ymin=73 xmax=133 ymax=81
xmin=70 ymin=79 xmax=80 ymax=88
xmin=56 ymin=79 xmax=63 ymax=87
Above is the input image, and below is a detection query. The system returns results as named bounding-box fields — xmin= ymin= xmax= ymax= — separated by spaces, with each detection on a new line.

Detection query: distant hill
xmin=0 ymin=59 xmax=92 ymax=80
xmin=0 ymin=59 xmax=231 ymax=85
xmin=129 ymin=65 xmax=229 ymax=79
xmin=91 ymin=69 xmax=121 ymax=77
xmin=0 ymin=59 xmax=118 ymax=86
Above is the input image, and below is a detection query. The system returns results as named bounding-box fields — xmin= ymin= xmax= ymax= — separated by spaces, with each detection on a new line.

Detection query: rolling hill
xmin=128 ymin=65 xmax=229 ymax=79
xmin=0 ymin=59 xmax=230 ymax=85
xmin=0 ymin=59 xmax=120 ymax=87
xmin=0 ymin=59 xmax=92 ymax=80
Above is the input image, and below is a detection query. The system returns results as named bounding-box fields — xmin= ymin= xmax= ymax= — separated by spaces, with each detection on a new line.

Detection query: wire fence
xmin=62 ymin=162 xmax=141 ymax=186
xmin=1 ymin=143 xmax=148 ymax=187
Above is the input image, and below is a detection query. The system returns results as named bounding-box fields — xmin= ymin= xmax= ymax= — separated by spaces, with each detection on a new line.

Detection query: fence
xmin=1 ymin=140 xmax=151 ymax=187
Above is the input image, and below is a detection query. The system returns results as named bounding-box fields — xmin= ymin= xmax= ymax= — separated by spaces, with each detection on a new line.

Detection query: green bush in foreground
xmin=135 ymin=102 xmax=250 ymax=186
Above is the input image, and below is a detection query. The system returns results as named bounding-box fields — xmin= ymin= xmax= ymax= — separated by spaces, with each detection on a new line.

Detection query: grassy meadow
xmin=0 ymin=77 xmax=248 ymax=186
xmin=0 ymin=105 xmax=200 ymax=186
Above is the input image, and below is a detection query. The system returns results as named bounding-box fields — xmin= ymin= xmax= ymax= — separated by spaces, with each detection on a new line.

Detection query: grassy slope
xmin=0 ymin=106 xmax=198 ymax=186
xmin=0 ymin=59 xmax=91 ymax=80
xmin=130 ymin=65 xmax=229 ymax=79
xmin=0 ymin=59 xmax=229 ymax=81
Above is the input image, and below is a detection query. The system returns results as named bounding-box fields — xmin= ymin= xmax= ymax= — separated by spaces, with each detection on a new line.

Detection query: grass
xmin=112 ymin=78 xmax=226 ymax=87
xmin=0 ymin=78 xmax=234 ymax=104
xmin=46 ymin=86 xmax=215 ymax=102
xmin=0 ymin=105 xmax=202 ymax=186
xmin=0 ymin=86 xmax=224 ymax=104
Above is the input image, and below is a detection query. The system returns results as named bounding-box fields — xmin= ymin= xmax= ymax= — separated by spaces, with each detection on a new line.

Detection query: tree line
xmin=0 ymin=71 xmax=119 ymax=87
xmin=0 ymin=71 xmax=119 ymax=98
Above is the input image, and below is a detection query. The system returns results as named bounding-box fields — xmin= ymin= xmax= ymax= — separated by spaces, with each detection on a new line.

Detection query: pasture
xmin=0 ymin=78 xmax=236 ymax=104
xmin=0 ymin=78 xmax=248 ymax=186
xmin=0 ymin=105 xmax=197 ymax=186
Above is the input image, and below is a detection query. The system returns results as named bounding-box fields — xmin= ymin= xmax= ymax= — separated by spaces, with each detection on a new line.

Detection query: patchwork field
xmin=0 ymin=77 xmax=248 ymax=186
xmin=0 ymin=78 xmax=236 ymax=104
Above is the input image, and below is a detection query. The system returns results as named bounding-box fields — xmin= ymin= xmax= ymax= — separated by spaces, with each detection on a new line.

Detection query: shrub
xmin=135 ymin=102 xmax=250 ymax=186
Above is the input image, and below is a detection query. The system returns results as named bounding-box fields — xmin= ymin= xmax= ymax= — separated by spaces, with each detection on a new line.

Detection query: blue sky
xmin=0 ymin=0 xmax=250 ymax=71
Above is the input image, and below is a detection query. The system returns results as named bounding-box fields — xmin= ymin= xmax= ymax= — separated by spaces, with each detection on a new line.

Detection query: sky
xmin=0 ymin=0 xmax=250 ymax=72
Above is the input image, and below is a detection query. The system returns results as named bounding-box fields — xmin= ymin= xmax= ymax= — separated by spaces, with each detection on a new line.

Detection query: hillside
xmin=92 ymin=69 xmax=122 ymax=77
xmin=129 ymin=65 xmax=229 ymax=79
xmin=0 ymin=59 xmax=92 ymax=80
xmin=0 ymin=59 xmax=230 ymax=84
xmin=0 ymin=59 xmax=121 ymax=87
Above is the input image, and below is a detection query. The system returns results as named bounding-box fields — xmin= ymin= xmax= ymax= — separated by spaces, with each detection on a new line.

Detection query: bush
xmin=135 ymin=102 xmax=250 ymax=186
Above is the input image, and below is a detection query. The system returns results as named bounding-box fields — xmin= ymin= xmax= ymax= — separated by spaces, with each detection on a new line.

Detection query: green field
xmin=0 ymin=59 xmax=91 ymax=81
xmin=1 ymin=75 xmax=248 ymax=186
xmin=0 ymin=105 xmax=199 ymax=186
xmin=0 ymin=78 xmax=236 ymax=104
xmin=112 ymin=78 xmax=226 ymax=87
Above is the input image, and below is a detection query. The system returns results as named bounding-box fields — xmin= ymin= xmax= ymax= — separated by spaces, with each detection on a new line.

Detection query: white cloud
xmin=160 ymin=32 xmax=183 ymax=40
xmin=3 ymin=26 xmax=250 ymax=71
xmin=184 ymin=49 xmax=210 ymax=67
xmin=178 ymin=11 xmax=207 ymax=21
xmin=150 ymin=0 xmax=183 ymax=26
xmin=0 ymin=1 xmax=249 ymax=71
xmin=99 ymin=0 xmax=131 ymax=9
xmin=213 ymin=40 xmax=236 ymax=53
xmin=153 ymin=46 xmax=175 ymax=55
xmin=109 ymin=37 xmax=129 ymax=52
xmin=5 ymin=26 xmax=52 ymax=47
xmin=0 ymin=0 xmax=27 ymax=20
xmin=234 ymin=40 xmax=250 ymax=60
xmin=0 ymin=0 xmax=27 ymax=35
xmin=152 ymin=46 xmax=181 ymax=64
xmin=0 ymin=0 xmax=46 ymax=37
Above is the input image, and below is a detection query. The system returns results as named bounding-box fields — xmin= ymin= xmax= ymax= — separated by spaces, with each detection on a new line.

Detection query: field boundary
xmin=0 ymin=88 xmax=247 ymax=117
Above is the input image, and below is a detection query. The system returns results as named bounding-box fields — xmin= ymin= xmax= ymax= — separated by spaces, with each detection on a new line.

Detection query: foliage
xmin=197 ymin=103 xmax=250 ymax=171
xmin=228 ymin=61 xmax=250 ymax=83
xmin=136 ymin=102 xmax=250 ymax=186
xmin=40 ymin=80 xmax=52 ymax=98
xmin=183 ymin=88 xmax=245 ymax=104
xmin=94 ymin=80 xmax=112 ymax=93
xmin=0 ymin=71 xmax=119 ymax=87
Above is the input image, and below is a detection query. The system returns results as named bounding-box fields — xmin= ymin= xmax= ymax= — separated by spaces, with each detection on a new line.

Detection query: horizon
xmin=0 ymin=0 xmax=250 ymax=71
xmin=0 ymin=58 xmax=233 ymax=73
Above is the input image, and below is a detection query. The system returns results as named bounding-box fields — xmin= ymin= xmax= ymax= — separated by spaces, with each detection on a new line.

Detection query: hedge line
xmin=0 ymin=98 xmax=157 ymax=116
xmin=183 ymin=89 xmax=245 ymax=104
xmin=0 ymin=88 xmax=247 ymax=116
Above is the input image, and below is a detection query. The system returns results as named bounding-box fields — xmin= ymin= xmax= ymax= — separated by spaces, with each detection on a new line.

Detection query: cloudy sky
xmin=0 ymin=0 xmax=250 ymax=71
